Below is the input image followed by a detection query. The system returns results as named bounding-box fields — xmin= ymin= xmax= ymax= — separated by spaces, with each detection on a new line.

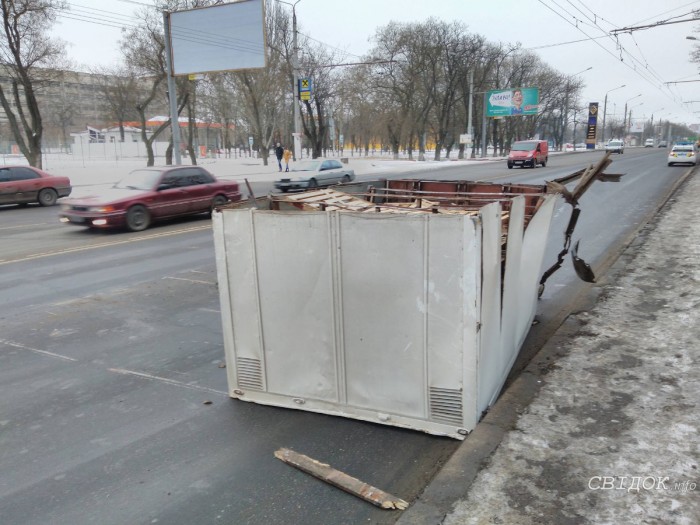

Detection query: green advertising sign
xmin=485 ymin=87 xmax=539 ymax=117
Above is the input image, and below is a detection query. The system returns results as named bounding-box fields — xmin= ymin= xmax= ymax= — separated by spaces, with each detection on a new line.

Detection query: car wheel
xmin=668 ymin=163 xmax=673 ymax=166
xmin=308 ymin=178 xmax=318 ymax=189
xmin=531 ymin=159 xmax=537 ymax=168
xmin=280 ymin=188 xmax=289 ymax=193
xmin=210 ymin=194 xmax=228 ymax=214
xmin=541 ymin=157 xmax=547 ymax=167
xmin=38 ymin=188 xmax=58 ymax=206
xmin=126 ymin=205 xmax=151 ymax=232
xmin=507 ymin=162 xmax=513 ymax=169
xmin=342 ymin=175 xmax=351 ymax=183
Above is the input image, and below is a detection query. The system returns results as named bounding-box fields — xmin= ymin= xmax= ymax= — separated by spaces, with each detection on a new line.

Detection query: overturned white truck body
xmin=212 ymin=162 xmax=616 ymax=439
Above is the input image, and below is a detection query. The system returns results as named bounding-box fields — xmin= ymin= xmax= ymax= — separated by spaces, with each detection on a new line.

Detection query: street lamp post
xmin=278 ymin=0 xmax=302 ymax=160
xmin=602 ymin=84 xmax=626 ymax=144
xmin=627 ymin=102 xmax=643 ymax=141
xmin=563 ymin=66 xmax=592 ymax=150
xmin=623 ymin=94 xmax=642 ymax=139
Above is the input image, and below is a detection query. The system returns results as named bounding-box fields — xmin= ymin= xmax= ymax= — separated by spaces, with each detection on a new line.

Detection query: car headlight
xmin=88 ymin=205 xmax=116 ymax=212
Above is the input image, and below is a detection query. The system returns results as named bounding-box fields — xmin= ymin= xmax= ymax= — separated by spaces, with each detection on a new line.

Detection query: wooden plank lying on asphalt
xmin=274 ymin=447 xmax=409 ymax=510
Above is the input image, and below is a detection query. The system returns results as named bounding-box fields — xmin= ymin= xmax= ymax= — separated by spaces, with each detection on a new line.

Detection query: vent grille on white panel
xmin=237 ymin=357 xmax=263 ymax=390
xmin=429 ymin=387 xmax=463 ymax=424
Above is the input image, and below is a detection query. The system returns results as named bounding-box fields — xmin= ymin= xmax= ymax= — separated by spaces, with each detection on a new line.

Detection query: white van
xmin=645 ymin=138 xmax=654 ymax=148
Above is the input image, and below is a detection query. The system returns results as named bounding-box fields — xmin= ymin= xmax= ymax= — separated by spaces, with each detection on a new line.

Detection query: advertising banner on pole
xmin=629 ymin=120 xmax=644 ymax=133
xmin=485 ymin=87 xmax=539 ymax=117
xmin=585 ymin=103 xmax=599 ymax=149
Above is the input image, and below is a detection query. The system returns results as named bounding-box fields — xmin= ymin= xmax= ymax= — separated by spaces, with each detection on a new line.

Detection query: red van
xmin=507 ymin=140 xmax=548 ymax=169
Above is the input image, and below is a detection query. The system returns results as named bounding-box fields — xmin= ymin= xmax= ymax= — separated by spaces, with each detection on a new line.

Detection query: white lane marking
xmin=0 ymin=222 xmax=53 ymax=231
xmin=0 ymin=224 xmax=212 ymax=266
xmin=0 ymin=339 xmax=77 ymax=362
xmin=163 ymin=276 xmax=216 ymax=286
xmin=108 ymin=368 xmax=228 ymax=396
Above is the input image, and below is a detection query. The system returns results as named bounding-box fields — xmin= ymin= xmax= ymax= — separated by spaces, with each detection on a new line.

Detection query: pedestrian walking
xmin=283 ymin=147 xmax=292 ymax=171
xmin=275 ymin=143 xmax=284 ymax=172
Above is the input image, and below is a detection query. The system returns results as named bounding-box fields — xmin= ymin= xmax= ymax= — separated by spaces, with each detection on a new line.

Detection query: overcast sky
xmin=54 ymin=0 xmax=700 ymax=126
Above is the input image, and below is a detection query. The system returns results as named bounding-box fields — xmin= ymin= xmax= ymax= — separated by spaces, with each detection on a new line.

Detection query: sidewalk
xmin=399 ymin=171 xmax=700 ymax=524
xmin=33 ymin=152 xmax=506 ymax=190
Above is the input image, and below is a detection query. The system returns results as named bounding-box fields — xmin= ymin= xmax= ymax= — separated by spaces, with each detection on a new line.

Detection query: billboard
xmin=629 ymin=120 xmax=644 ymax=133
xmin=485 ymin=87 xmax=539 ymax=117
xmin=169 ymin=0 xmax=266 ymax=76
xmin=585 ymin=103 xmax=599 ymax=149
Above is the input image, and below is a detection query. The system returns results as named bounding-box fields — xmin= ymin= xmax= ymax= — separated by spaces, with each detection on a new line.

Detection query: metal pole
xmin=292 ymin=3 xmax=302 ymax=161
xmin=468 ymin=70 xmax=474 ymax=158
xmin=601 ymin=93 xmax=608 ymax=144
xmin=163 ymin=11 xmax=182 ymax=165
xmin=481 ymin=92 xmax=487 ymax=158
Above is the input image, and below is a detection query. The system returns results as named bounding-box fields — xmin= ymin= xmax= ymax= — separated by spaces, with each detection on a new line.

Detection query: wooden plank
xmin=274 ymin=448 xmax=409 ymax=510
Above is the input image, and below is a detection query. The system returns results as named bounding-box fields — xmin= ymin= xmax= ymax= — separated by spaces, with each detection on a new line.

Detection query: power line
xmin=610 ymin=15 xmax=700 ymax=35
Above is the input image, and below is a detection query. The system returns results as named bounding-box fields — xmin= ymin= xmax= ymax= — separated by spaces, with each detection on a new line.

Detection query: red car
xmin=59 ymin=166 xmax=241 ymax=231
xmin=0 ymin=165 xmax=72 ymax=206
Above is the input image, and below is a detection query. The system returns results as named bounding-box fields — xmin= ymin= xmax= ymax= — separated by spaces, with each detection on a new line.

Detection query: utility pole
xmin=163 ymin=11 xmax=182 ymax=165
xmin=481 ymin=91 xmax=487 ymax=158
xmin=291 ymin=1 xmax=302 ymax=161
xmin=468 ymin=70 xmax=474 ymax=158
xmin=601 ymin=84 xmax=626 ymax=144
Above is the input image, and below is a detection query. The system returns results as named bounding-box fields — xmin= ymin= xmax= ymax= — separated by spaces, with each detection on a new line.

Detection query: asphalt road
xmin=0 ymin=148 xmax=686 ymax=524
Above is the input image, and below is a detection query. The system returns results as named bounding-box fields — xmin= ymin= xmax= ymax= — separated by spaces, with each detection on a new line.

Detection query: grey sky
xmin=55 ymin=0 xmax=700 ymax=126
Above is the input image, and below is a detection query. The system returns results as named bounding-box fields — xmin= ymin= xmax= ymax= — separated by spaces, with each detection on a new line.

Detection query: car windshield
xmin=673 ymin=146 xmax=693 ymax=152
xmin=114 ymin=170 xmax=162 ymax=190
xmin=511 ymin=142 xmax=537 ymax=151
xmin=290 ymin=161 xmax=321 ymax=172
xmin=608 ymin=141 xmax=622 ymax=146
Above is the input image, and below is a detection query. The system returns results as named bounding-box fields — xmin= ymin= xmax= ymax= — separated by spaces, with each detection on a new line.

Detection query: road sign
xmin=248 ymin=136 xmax=254 ymax=146
xmin=299 ymin=78 xmax=312 ymax=92
xmin=298 ymin=78 xmax=312 ymax=101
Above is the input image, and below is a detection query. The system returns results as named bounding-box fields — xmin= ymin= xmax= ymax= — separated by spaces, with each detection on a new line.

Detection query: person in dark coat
xmin=275 ymin=143 xmax=284 ymax=171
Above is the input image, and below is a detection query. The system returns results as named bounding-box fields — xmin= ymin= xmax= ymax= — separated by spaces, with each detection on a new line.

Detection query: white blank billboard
xmin=169 ymin=0 xmax=266 ymax=76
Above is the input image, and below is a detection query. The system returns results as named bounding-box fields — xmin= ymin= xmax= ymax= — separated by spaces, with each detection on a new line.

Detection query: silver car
xmin=605 ymin=140 xmax=624 ymax=154
xmin=274 ymin=159 xmax=355 ymax=192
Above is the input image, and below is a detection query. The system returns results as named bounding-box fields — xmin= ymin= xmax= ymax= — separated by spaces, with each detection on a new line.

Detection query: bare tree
xmin=228 ymin=4 xmax=292 ymax=165
xmin=0 ymin=0 xmax=68 ymax=167
xmin=91 ymin=66 xmax=141 ymax=143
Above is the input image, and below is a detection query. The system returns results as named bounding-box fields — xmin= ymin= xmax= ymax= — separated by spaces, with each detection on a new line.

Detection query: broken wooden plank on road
xmin=274 ymin=447 xmax=409 ymax=510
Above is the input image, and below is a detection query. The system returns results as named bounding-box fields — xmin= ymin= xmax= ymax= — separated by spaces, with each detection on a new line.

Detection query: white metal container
xmin=212 ymin=194 xmax=558 ymax=439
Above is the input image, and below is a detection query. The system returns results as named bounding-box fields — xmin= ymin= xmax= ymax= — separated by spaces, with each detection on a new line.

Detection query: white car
xmin=644 ymin=138 xmax=654 ymax=147
xmin=605 ymin=140 xmax=624 ymax=154
xmin=274 ymin=159 xmax=355 ymax=192
xmin=667 ymin=143 xmax=699 ymax=166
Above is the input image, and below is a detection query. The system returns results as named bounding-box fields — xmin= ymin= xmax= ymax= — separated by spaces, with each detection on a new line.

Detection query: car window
xmin=116 ymin=170 xmax=162 ymax=190
xmin=8 ymin=167 xmax=40 ymax=181
xmin=291 ymin=161 xmax=321 ymax=172
xmin=191 ymin=169 xmax=215 ymax=184
xmin=0 ymin=168 xmax=11 ymax=182
xmin=162 ymin=172 xmax=193 ymax=188
xmin=511 ymin=142 xmax=537 ymax=151
xmin=328 ymin=160 xmax=342 ymax=169
xmin=320 ymin=161 xmax=333 ymax=171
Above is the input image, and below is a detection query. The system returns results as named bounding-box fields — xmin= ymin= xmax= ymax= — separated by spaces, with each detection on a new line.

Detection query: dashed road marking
xmin=108 ymin=368 xmax=228 ymax=396
xmin=0 ymin=339 xmax=77 ymax=362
